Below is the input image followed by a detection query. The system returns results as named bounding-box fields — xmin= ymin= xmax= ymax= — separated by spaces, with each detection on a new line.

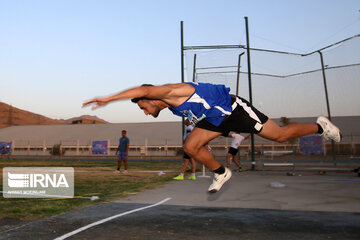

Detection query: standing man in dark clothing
xmin=115 ymin=130 xmax=130 ymax=173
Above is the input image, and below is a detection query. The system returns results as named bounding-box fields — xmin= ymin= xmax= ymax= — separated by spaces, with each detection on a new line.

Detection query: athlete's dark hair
xmin=131 ymin=84 xmax=154 ymax=103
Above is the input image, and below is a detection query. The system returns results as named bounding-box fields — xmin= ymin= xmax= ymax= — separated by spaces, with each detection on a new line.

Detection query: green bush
xmin=49 ymin=144 xmax=65 ymax=156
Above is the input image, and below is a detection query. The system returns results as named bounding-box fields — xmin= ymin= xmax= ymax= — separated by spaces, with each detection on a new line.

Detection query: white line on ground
xmin=53 ymin=197 xmax=172 ymax=240
xmin=0 ymin=191 xmax=97 ymax=200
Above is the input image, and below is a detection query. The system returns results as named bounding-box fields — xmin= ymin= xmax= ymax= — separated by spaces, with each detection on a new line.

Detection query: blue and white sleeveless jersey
xmin=169 ymin=82 xmax=232 ymax=126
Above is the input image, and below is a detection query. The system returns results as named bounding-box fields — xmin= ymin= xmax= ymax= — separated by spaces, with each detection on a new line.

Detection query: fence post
xmin=165 ymin=139 xmax=168 ymax=156
xmin=89 ymin=140 xmax=92 ymax=155
xmin=12 ymin=140 xmax=15 ymax=155
xmin=59 ymin=142 xmax=63 ymax=156
xmin=76 ymin=140 xmax=80 ymax=156
xmin=145 ymin=138 xmax=148 ymax=156
xmin=261 ymin=144 xmax=264 ymax=171
xmin=351 ymin=134 xmax=354 ymax=157
xmin=319 ymin=51 xmax=336 ymax=166
xmin=43 ymin=140 xmax=46 ymax=155
xmin=27 ymin=140 xmax=30 ymax=156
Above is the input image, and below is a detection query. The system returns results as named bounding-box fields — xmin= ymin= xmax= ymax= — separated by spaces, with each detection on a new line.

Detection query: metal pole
xmin=192 ymin=54 xmax=197 ymax=82
xmin=235 ymin=53 xmax=244 ymax=164
xmin=181 ymin=21 xmax=185 ymax=84
xmin=180 ymin=21 xmax=185 ymax=160
xmin=319 ymin=51 xmax=332 ymax=120
xmin=318 ymin=51 xmax=336 ymax=166
xmin=236 ymin=52 xmax=244 ymax=96
xmin=245 ymin=17 xmax=256 ymax=171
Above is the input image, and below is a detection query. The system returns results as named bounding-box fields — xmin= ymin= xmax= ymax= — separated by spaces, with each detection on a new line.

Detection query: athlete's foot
xmin=317 ymin=116 xmax=342 ymax=142
xmin=173 ymin=175 xmax=184 ymax=180
xmin=238 ymin=167 xmax=243 ymax=172
xmin=208 ymin=167 xmax=232 ymax=193
xmin=188 ymin=175 xmax=196 ymax=180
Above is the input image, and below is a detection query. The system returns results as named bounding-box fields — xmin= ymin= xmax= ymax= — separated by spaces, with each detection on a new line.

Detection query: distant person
xmin=173 ymin=119 xmax=197 ymax=180
xmin=226 ymin=133 xmax=250 ymax=172
xmin=0 ymin=146 xmax=6 ymax=156
xmin=83 ymin=82 xmax=342 ymax=193
xmin=115 ymin=130 xmax=130 ymax=173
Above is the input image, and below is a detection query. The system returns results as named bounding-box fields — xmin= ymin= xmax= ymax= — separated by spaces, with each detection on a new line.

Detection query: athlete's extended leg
xmin=258 ymin=119 xmax=319 ymax=143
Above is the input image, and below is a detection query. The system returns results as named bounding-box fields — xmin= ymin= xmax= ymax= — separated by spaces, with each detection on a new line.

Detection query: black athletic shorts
xmin=228 ymin=147 xmax=238 ymax=155
xmin=196 ymin=95 xmax=268 ymax=136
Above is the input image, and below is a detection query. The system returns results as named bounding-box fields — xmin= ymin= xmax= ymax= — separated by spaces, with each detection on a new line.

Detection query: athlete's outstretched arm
xmin=82 ymin=83 xmax=194 ymax=110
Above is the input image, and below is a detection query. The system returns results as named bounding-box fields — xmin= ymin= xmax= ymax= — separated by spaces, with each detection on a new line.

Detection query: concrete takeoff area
xmin=1 ymin=170 xmax=360 ymax=240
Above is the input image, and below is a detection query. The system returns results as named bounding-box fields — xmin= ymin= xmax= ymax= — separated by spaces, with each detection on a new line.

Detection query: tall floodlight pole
xmin=181 ymin=21 xmax=185 ymax=156
xmin=236 ymin=52 xmax=244 ymax=162
xmin=193 ymin=54 xmax=197 ymax=82
xmin=245 ymin=17 xmax=256 ymax=171
xmin=181 ymin=21 xmax=185 ymax=84
xmin=236 ymin=52 xmax=245 ymax=96
xmin=319 ymin=51 xmax=337 ymax=166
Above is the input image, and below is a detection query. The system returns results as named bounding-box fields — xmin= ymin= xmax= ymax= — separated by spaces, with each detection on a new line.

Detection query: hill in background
xmin=0 ymin=102 xmax=107 ymax=129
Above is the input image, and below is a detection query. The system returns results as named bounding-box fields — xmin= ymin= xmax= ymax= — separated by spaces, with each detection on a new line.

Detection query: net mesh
xmin=184 ymin=35 xmax=360 ymax=119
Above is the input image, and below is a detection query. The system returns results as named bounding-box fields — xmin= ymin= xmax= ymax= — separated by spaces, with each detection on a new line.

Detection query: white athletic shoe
xmin=316 ymin=116 xmax=342 ymax=142
xmin=123 ymin=170 xmax=128 ymax=174
xmin=208 ymin=167 xmax=232 ymax=193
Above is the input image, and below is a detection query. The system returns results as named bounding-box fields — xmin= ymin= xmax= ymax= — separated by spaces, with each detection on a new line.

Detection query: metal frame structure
xmin=181 ymin=18 xmax=360 ymax=169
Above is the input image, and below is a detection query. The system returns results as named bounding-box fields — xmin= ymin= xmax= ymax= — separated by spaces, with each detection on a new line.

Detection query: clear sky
xmin=1 ymin=0 xmax=359 ymax=123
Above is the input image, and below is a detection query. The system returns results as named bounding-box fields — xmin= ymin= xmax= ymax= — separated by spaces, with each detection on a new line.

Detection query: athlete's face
xmin=137 ymin=100 xmax=162 ymax=118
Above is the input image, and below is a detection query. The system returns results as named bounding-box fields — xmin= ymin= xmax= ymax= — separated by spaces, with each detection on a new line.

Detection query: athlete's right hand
xmin=82 ymin=97 xmax=109 ymax=110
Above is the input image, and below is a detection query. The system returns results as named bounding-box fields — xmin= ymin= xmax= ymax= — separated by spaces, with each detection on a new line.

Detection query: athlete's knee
xmin=184 ymin=142 xmax=200 ymax=157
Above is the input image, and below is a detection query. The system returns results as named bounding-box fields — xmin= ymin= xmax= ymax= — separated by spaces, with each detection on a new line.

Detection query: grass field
xmin=0 ymin=159 xmax=183 ymax=220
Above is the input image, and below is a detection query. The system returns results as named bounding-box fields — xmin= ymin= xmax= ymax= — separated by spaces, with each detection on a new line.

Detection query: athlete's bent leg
xmin=184 ymin=128 xmax=222 ymax=171
xmin=185 ymin=127 xmax=232 ymax=193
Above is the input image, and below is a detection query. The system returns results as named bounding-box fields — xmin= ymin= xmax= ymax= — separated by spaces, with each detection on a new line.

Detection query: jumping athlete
xmin=83 ymin=82 xmax=342 ymax=193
